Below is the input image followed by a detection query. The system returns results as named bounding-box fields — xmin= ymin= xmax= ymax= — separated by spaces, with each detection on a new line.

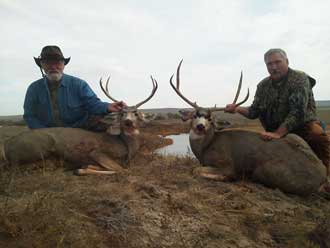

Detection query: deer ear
xmin=137 ymin=112 xmax=145 ymax=121
xmin=214 ymin=120 xmax=232 ymax=131
xmin=179 ymin=110 xmax=193 ymax=122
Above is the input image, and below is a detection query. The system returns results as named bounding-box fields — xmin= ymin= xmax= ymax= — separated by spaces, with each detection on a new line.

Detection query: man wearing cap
xmin=224 ymin=48 xmax=330 ymax=191
xmin=24 ymin=45 xmax=125 ymax=130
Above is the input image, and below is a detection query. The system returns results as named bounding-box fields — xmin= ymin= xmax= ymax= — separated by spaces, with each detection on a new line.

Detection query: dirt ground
xmin=0 ymin=120 xmax=330 ymax=248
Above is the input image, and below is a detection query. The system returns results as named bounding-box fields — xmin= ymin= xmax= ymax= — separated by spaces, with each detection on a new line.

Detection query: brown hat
xmin=34 ymin=45 xmax=70 ymax=67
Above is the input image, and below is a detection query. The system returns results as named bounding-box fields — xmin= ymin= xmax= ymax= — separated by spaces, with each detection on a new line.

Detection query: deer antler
xmin=99 ymin=77 xmax=120 ymax=102
xmin=135 ymin=76 xmax=158 ymax=108
xmin=170 ymin=60 xmax=249 ymax=111
xmin=209 ymin=71 xmax=249 ymax=112
xmin=100 ymin=75 xmax=158 ymax=108
xmin=170 ymin=59 xmax=200 ymax=109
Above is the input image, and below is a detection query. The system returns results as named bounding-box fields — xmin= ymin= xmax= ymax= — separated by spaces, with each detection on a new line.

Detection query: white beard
xmin=46 ymin=72 xmax=63 ymax=81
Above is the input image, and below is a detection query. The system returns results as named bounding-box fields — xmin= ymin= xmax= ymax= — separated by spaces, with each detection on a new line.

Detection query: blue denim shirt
xmin=23 ymin=74 xmax=110 ymax=129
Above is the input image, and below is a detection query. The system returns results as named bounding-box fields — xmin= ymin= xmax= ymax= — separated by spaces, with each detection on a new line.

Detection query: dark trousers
xmin=293 ymin=121 xmax=330 ymax=176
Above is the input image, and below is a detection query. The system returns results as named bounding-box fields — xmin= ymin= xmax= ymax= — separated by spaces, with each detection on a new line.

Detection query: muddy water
xmin=156 ymin=133 xmax=193 ymax=156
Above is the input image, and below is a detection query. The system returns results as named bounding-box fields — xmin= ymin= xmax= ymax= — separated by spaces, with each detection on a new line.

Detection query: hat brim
xmin=34 ymin=57 xmax=70 ymax=67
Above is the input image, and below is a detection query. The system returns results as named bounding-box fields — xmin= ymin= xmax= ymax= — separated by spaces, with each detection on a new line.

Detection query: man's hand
xmin=260 ymin=131 xmax=282 ymax=141
xmin=224 ymin=104 xmax=236 ymax=113
xmin=107 ymin=101 xmax=127 ymax=113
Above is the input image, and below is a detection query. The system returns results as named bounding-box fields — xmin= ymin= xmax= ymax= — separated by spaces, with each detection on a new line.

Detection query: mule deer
xmin=170 ymin=60 xmax=326 ymax=196
xmin=3 ymin=76 xmax=159 ymax=175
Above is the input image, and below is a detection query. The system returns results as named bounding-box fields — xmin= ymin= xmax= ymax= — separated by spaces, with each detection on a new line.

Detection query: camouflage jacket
xmin=247 ymin=68 xmax=317 ymax=132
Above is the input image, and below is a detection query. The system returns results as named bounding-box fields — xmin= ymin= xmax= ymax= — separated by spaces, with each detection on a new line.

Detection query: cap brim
xmin=34 ymin=57 xmax=42 ymax=67
xmin=34 ymin=57 xmax=70 ymax=66
xmin=64 ymin=57 xmax=70 ymax=65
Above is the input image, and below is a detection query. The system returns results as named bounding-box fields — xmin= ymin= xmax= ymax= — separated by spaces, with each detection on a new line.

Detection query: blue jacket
xmin=23 ymin=74 xmax=110 ymax=129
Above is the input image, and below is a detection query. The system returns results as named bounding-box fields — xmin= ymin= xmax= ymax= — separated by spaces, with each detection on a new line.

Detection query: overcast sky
xmin=1 ymin=0 xmax=330 ymax=115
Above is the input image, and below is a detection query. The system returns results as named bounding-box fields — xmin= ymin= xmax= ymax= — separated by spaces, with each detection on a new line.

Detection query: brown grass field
xmin=0 ymin=110 xmax=330 ymax=248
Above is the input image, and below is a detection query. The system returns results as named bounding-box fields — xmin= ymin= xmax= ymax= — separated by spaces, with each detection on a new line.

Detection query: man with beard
xmin=224 ymin=48 xmax=330 ymax=191
xmin=24 ymin=45 xmax=125 ymax=130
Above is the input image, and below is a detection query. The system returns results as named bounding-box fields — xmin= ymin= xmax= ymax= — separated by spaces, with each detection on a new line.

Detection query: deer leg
xmin=75 ymin=167 xmax=117 ymax=176
xmin=193 ymin=166 xmax=235 ymax=182
xmin=90 ymin=151 xmax=127 ymax=173
xmin=82 ymin=164 xmax=102 ymax=170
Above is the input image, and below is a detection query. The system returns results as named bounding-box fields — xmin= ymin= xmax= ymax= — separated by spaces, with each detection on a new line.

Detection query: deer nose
xmin=196 ymin=124 xmax=205 ymax=131
xmin=124 ymin=119 xmax=133 ymax=127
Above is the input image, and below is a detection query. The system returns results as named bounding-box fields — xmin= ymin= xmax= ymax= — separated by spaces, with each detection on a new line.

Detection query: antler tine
xmin=135 ymin=76 xmax=158 ymax=108
xmin=169 ymin=60 xmax=199 ymax=109
xmin=99 ymin=77 xmax=119 ymax=102
xmin=209 ymin=71 xmax=249 ymax=112
xmin=232 ymin=71 xmax=243 ymax=104
xmin=209 ymin=88 xmax=249 ymax=112
xmin=235 ymin=88 xmax=249 ymax=106
xmin=176 ymin=59 xmax=183 ymax=89
xmin=232 ymin=71 xmax=249 ymax=107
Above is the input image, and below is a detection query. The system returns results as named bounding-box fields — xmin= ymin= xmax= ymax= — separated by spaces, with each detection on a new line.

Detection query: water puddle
xmin=156 ymin=133 xmax=193 ymax=156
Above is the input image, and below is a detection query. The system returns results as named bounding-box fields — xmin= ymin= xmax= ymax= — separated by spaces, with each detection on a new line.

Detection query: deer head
xmin=100 ymin=76 xmax=158 ymax=136
xmin=170 ymin=60 xmax=249 ymax=137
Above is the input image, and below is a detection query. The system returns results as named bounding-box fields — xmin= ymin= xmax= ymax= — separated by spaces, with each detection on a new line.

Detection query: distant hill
xmin=0 ymin=109 xmax=235 ymax=122
xmin=1 ymin=100 xmax=329 ymax=122
xmin=0 ymin=115 xmax=23 ymax=121
xmin=142 ymin=108 xmax=188 ymax=114
xmin=316 ymin=100 xmax=330 ymax=108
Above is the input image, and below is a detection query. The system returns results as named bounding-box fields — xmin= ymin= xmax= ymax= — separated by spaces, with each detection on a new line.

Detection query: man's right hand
xmin=224 ymin=104 xmax=236 ymax=113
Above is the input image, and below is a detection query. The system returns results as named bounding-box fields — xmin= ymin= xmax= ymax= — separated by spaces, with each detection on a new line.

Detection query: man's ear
xmin=179 ymin=110 xmax=193 ymax=122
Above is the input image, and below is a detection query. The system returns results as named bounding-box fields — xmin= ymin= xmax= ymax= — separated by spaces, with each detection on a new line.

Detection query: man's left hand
xmin=260 ymin=131 xmax=281 ymax=141
xmin=108 ymin=101 xmax=127 ymax=113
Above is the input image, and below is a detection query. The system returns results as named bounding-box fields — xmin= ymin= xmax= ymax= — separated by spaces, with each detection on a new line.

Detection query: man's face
xmin=265 ymin=52 xmax=289 ymax=82
xmin=41 ymin=59 xmax=65 ymax=81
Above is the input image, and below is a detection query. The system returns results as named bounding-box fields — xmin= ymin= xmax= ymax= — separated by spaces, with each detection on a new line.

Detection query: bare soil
xmin=0 ymin=120 xmax=329 ymax=248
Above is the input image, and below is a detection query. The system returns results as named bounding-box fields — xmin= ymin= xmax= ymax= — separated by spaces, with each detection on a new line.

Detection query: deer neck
xmin=189 ymin=125 xmax=215 ymax=163
xmin=120 ymin=133 xmax=140 ymax=161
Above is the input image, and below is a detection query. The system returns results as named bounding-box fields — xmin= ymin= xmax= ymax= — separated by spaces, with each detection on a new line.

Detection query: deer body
xmin=190 ymin=126 xmax=326 ymax=195
xmin=4 ymin=128 xmax=135 ymax=169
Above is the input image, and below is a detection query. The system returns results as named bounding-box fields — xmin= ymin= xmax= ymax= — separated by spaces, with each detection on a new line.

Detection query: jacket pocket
xmin=68 ymin=96 xmax=83 ymax=108
xmin=66 ymin=96 xmax=85 ymax=122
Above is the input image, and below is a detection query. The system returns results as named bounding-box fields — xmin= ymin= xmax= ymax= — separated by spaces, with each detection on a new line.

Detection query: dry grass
xmin=0 ymin=118 xmax=330 ymax=247
xmin=1 ymin=154 xmax=329 ymax=247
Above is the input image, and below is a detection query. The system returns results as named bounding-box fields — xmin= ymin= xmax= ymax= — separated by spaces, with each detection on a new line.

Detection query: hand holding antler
xmin=224 ymin=104 xmax=237 ymax=113
xmin=107 ymin=101 xmax=127 ymax=113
